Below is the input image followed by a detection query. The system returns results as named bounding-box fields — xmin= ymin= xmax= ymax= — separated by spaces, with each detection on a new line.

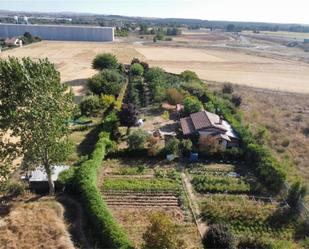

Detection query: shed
xmin=28 ymin=165 xmax=69 ymax=192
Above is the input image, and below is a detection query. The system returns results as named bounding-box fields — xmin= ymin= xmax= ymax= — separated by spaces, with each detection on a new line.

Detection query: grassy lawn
xmin=66 ymin=116 xmax=102 ymax=165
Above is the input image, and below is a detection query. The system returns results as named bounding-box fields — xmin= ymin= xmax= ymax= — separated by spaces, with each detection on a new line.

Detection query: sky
xmin=1 ymin=0 xmax=309 ymax=25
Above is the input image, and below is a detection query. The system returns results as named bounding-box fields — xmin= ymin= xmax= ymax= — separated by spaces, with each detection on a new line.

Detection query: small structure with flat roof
xmin=27 ymin=165 xmax=69 ymax=192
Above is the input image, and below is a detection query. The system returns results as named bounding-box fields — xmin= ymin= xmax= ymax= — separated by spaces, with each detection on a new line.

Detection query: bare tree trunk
xmin=44 ymin=163 xmax=55 ymax=195
xmin=47 ymin=172 xmax=55 ymax=195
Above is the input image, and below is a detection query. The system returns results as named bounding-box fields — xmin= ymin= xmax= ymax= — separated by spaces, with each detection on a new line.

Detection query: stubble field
xmin=1 ymin=39 xmax=309 ymax=95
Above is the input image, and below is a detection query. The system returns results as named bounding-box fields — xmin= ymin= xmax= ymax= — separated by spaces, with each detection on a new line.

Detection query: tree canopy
xmin=87 ymin=69 xmax=123 ymax=96
xmin=142 ymin=212 xmax=184 ymax=249
xmin=130 ymin=63 xmax=144 ymax=77
xmin=92 ymin=53 xmax=118 ymax=70
xmin=183 ymin=96 xmax=203 ymax=116
xmin=0 ymin=57 xmax=74 ymax=194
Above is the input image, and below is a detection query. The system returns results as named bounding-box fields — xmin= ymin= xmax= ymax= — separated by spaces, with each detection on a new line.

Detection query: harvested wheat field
xmin=136 ymin=46 xmax=309 ymax=93
xmin=0 ymin=41 xmax=144 ymax=99
xmin=1 ymin=41 xmax=309 ymax=96
xmin=0 ymin=198 xmax=74 ymax=249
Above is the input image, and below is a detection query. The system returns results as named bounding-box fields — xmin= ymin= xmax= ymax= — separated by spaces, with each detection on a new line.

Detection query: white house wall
xmin=0 ymin=24 xmax=114 ymax=42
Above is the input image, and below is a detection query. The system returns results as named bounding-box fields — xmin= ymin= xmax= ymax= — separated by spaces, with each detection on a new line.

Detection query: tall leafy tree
xmin=118 ymin=103 xmax=138 ymax=129
xmin=92 ymin=53 xmax=118 ymax=70
xmin=0 ymin=57 xmax=74 ymax=195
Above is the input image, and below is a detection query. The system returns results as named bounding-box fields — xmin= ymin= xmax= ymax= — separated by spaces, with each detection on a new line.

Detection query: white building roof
xmin=29 ymin=165 xmax=69 ymax=182
xmin=222 ymin=120 xmax=239 ymax=139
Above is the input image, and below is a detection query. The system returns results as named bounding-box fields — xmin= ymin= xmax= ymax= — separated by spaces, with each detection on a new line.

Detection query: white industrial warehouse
xmin=0 ymin=23 xmax=114 ymax=42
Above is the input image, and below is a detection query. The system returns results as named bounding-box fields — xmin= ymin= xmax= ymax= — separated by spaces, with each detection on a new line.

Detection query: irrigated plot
xmin=98 ymin=158 xmax=202 ymax=248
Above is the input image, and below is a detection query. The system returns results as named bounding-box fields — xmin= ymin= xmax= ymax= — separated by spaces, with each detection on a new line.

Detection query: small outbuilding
xmin=5 ymin=37 xmax=23 ymax=47
xmin=27 ymin=165 xmax=69 ymax=192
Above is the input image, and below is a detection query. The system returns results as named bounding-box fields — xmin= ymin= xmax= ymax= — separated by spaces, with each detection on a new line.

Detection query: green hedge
xmin=206 ymin=91 xmax=286 ymax=193
xmin=62 ymin=111 xmax=133 ymax=249
xmin=75 ymin=131 xmax=133 ymax=249
xmin=183 ymin=82 xmax=287 ymax=194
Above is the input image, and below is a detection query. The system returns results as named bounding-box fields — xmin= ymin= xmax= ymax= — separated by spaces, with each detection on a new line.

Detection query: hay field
xmin=0 ymin=41 xmax=143 ymax=98
xmin=0 ymin=198 xmax=75 ymax=249
xmin=136 ymin=46 xmax=309 ymax=93
xmin=1 ymin=40 xmax=309 ymax=94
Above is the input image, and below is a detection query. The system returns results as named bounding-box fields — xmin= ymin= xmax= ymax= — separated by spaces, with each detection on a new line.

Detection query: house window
xmin=218 ymin=140 xmax=222 ymax=145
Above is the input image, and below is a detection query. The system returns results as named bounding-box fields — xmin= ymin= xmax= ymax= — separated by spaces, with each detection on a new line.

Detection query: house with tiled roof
xmin=180 ymin=110 xmax=239 ymax=149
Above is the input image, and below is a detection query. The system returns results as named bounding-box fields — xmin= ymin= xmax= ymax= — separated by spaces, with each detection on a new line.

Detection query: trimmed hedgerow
xmin=182 ymin=80 xmax=287 ymax=194
xmin=75 ymin=122 xmax=133 ymax=249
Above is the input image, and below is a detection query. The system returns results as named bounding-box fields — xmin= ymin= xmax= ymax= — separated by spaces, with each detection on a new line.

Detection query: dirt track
xmin=1 ymin=40 xmax=309 ymax=94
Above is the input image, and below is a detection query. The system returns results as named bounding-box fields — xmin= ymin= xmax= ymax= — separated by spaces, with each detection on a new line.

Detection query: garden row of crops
xmin=188 ymin=163 xmax=235 ymax=174
xmin=192 ymin=175 xmax=251 ymax=194
xmin=101 ymin=178 xmax=181 ymax=191
xmin=200 ymin=199 xmax=296 ymax=240
xmin=201 ymin=193 xmax=282 ymax=205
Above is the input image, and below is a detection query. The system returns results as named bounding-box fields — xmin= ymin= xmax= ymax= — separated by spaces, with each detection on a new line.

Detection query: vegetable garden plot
xmin=191 ymin=175 xmax=251 ymax=194
xmin=200 ymin=196 xmax=297 ymax=240
xmin=102 ymin=178 xmax=180 ymax=191
xmin=101 ymin=177 xmax=184 ymax=208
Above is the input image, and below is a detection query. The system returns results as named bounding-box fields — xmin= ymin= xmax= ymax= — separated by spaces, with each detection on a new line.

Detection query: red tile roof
xmin=180 ymin=117 xmax=195 ymax=135
xmin=180 ymin=111 xmax=227 ymax=135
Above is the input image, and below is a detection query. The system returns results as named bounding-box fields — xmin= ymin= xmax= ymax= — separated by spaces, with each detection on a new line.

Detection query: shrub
xmin=87 ymin=69 xmax=123 ymax=96
xmin=231 ymin=94 xmax=242 ymax=107
xmin=148 ymin=136 xmax=161 ymax=156
xmin=222 ymin=83 xmax=234 ymax=94
xmin=162 ymin=111 xmax=170 ymax=120
xmin=286 ymin=181 xmax=307 ymax=210
xmin=180 ymin=70 xmax=200 ymax=82
xmin=204 ymin=102 xmax=216 ymax=113
xmin=302 ymin=126 xmax=309 ymax=137
xmin=142 ymin=212 xmax=185 ymax=249
xmin=183 ymin=96 xmax=203 ymax=115
xmin=202 ymin=224 xmax=236 ymax=249
xmin=181 ymin=139 xmax=192 ymax=155
xmin=145 ymin=67 xmax=166 ymax=82
xmin=281 ymin=138 xmax=290 ymax=147
xmin=100 ymin=94 xmax=116 ymax=111
xmin=92 ymin=53 xmax=118 ymax=70
xmin=238 ymin=237 xmax=271 ymax=249
xmin=128 ymin=129 xmax=150 ymax=150
xmin=140 ymin=61 xmax=150 ymax=71
xmin=2 ymin=181 xmax=26 ymax=196
xmin=165 ymin=138 xmax=180 ymax=156
xmin=79 ymin=95 xmax=101 ymax=116
xmin=166 ymin=88 xmax=184 ymax=105
xmin=131 ymin=58 xmax=140 ymax=65
xmin=118 ymin=103 xmax=138 ymax=128
xmin=130 ymin=63 xmax=144 ymax=76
